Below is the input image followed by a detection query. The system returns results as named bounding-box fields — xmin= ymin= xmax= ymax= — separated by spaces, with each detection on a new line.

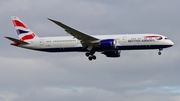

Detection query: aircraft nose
xmin=169 ymin=40 xmax=174 ymax=46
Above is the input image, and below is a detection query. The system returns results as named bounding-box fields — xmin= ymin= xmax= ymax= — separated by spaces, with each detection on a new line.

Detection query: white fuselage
xmin=19 ymin=34 xmax=174 ymax=52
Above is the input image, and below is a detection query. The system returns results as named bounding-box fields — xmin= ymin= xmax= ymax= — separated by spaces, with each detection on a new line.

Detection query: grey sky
xmin=0 ymin=0 xmax=180 ymax=101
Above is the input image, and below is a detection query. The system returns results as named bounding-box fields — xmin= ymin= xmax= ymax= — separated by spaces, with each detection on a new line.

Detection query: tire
xmin=158 ymin=52 xmax=161 ymax=55
xmin=88 ymin=56 xmax=93 ymax=61
xmin=85 ymin=53 xmax=90 ymax=57
xmin=92 ymin=55 xmax=96 ymax=60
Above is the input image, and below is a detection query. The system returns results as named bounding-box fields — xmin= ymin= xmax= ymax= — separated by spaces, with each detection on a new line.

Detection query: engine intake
xmin=100 ymin=39 xmax=117 ymax=49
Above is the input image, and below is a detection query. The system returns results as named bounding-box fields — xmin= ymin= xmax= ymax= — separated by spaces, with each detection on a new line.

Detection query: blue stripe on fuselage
xmin=34 ymin=45 xmax=173 ymax=52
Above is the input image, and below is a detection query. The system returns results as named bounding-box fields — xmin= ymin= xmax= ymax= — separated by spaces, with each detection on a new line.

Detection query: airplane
xmin=5 ymin=16 xmax=174 ymax=61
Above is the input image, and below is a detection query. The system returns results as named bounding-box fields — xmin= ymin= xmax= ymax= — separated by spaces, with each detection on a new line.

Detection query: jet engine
xmin=102 ymin=50 xmax=121 ymax=57
xmin=100 ymin=39 xmax=117 ymax=49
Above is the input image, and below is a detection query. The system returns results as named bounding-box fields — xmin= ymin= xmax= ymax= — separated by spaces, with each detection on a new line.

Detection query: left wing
xmin=48 ymin=18 xmax=99 ymax=43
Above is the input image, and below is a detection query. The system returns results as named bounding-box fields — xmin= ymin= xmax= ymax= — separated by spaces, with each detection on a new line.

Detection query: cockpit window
xmin=165 ymin=38 xmax=169 ymax=40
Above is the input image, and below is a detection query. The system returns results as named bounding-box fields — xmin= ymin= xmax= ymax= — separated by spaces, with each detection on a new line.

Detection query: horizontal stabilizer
xmin=5 ymin=37 xmax=29 ymax=44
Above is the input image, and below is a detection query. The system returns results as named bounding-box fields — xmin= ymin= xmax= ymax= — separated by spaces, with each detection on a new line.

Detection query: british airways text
xmin=128 ymin=39 xmax=155 ymax=42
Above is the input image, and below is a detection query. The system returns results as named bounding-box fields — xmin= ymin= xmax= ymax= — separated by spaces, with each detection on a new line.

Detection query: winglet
xmin=47 ymin=18 xmax=68 ymax=30
xmin=47 ymin=18 xmax=53 ymax=21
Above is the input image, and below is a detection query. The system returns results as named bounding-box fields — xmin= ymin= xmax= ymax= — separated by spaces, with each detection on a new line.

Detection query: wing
xmin=48 ymin=18 xmax=100 ymax=46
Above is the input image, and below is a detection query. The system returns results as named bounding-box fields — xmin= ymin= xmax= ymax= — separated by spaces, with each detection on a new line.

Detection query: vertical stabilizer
xmin=11 ymin=16 xmax=38 ymax=41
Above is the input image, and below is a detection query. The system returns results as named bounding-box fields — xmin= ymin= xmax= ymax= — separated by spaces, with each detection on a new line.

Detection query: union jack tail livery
xmin=11 ymin=16 xmax=38 ymax=41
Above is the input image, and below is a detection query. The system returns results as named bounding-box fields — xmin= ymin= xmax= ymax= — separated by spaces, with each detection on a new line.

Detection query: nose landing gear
xmin=158 ymin=51 xmax=161 ymax=55
xmin=158 ymin=48 xmax=163 ymax=55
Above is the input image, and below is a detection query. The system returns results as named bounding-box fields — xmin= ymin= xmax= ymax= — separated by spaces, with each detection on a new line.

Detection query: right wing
xmin=48 ymin=18 xmax=100 ymax=47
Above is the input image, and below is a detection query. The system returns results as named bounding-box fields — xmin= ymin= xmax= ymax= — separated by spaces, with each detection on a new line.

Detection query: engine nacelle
xmin=102 ymin=50 xmax=121 ymax=57
xmin=100 ymin=39 xmax=117 ymax=49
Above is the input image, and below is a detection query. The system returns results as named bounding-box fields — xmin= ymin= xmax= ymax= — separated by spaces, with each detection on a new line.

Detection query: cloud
xmin=144 ymin=86 xmax=180 ymax=94
xmin=0 ymin=92 xmax=19 ymax=101
xmin=3 ymin=87 xmax=179 ymax=101
xmin=0 ymin=0 xmax=31 ymax=14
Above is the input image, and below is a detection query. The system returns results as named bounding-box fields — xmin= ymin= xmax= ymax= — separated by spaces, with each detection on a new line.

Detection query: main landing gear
xmin=158 ymin=48 xmax=163 ymax=55
xmin=85 ymin=52 xmax=97 ymax=61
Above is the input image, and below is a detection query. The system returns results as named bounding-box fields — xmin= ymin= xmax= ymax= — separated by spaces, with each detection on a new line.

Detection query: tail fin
xmin=11 ymin=16 xmax=38 ymax=41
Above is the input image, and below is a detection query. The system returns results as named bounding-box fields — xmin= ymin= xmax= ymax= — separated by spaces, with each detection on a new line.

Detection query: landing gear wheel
xmin=88 ymin=55 xmax=96 ymax=61
xmin=158 ymin=52 xmax=161 ymax=55
xmin=92 ymin=55 xmax=96 ymax=60
xmin=86 ymin=47 xmax=96 ymax=61
xmin=85 ymin=52 xmax=90 ymax=57
xmin=88 ymin=56 xmax=93 ymax=61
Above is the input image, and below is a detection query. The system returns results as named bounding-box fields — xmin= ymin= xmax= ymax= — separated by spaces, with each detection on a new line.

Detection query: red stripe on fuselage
xmin=13 ymin=20 xmax=28 ymax=28
xmin=145 ymin=36 xmax=162 ymax=38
